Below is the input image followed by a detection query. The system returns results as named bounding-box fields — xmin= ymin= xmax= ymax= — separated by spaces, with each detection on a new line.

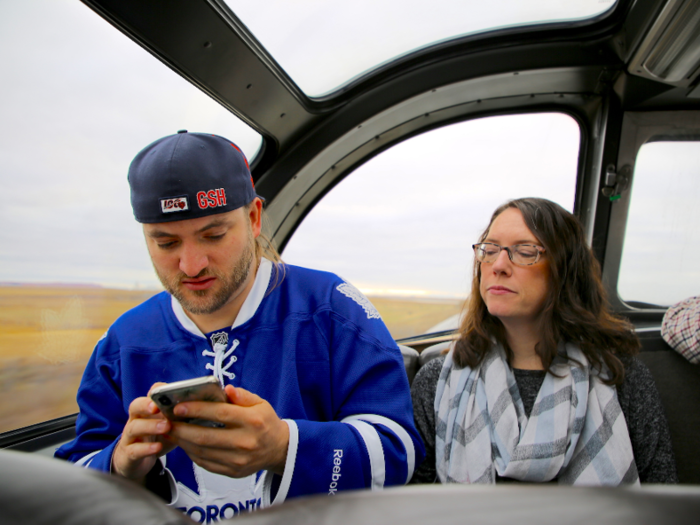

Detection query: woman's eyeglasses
xmin=472 ymin=243 xmax=545 ymax=266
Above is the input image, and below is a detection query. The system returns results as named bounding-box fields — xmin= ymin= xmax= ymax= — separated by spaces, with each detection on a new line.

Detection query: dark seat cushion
xmin=238 ymin=484 xmax=700 ymax=525
xmin=0 ymin=450 xmax=190 ymax=525
xmin=638 ymin=350 xmax=700 ymax=484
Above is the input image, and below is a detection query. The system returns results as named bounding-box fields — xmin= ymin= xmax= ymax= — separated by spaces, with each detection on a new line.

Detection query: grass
xmin=0 ymin=285 xmax=462 ymax=434
xmin=369 ymin=296 xmax=463 ymax=340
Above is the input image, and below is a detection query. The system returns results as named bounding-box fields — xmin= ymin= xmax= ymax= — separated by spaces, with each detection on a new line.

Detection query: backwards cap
xmin=128 ymin=131 xmax=258 ymax=223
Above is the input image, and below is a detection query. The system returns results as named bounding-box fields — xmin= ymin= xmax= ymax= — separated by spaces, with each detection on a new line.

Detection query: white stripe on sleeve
xmin=260 ymin=419 xmax=298 ymax=507
xmin=75 ymin=449 xmax=101 ymax=467
xmin=345 ymin=413 xmax=416 ymax=483
xmin=342 ymin=418 xmax=385 ymax=490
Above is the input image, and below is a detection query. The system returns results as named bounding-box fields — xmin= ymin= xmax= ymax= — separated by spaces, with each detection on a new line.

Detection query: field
xmin=368 ymin=296 xmax=463 ymax=340
xmin=0 ymin=286 xmax=159 ymax=434
xmin=0 ymin=285 xmax=462 ymax=434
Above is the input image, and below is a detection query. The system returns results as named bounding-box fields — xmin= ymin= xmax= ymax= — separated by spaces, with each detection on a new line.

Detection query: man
xmin=55 ymin=131 xmax=424 ymax=521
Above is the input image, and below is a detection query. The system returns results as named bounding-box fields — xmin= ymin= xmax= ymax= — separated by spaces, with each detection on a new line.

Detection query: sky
xmin=1 ymin=0 xmax=697 ymax=307
xmin=617 ymin=141 xmax=700 ymax=304
xmin=283 ymin=113 xmax=579 ymax=299
xmin=0 ymin=1 xmax=260 ymax=289
xmin=227 ymin=0 xmax=616 ymax=96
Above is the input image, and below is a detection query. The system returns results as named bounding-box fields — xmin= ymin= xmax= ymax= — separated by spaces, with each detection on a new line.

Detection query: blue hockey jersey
xmin=56 ymin=258 xmax=424 ymax=521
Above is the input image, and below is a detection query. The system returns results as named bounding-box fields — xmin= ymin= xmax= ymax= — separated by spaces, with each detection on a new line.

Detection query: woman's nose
xmin=179 ymin=244 xmax=209 ymax=277
xmin=491 ymin=248 xmax=512 ymax=273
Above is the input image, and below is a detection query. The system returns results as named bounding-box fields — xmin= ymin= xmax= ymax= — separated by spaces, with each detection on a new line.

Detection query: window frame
xmin=265 ymin=71 xmax=597 ymax=254
xmin=602 ymin=110 xmax=700 ymax=313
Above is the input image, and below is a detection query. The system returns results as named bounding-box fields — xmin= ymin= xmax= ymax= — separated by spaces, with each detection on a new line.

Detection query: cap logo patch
xmin=197 ymin=188 xmax=227 ymax=210
xmin=161 ymin=196 xmax=189 ymax=214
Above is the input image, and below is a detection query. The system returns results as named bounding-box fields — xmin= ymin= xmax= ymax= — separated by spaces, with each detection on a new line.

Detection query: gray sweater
xmin=410 ymin=355 xmax=678 ymax=484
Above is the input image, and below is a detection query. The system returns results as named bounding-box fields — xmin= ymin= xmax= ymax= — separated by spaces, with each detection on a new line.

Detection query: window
xmin=228 ymin=0 xmax=617 ymax=96
xmin=0 ymin=1 xmax=260 ymax=433
xmin=283 ymin=112 xmax=580 ymax=339
xmin=618 ymin=141 xmax=700 ymax=306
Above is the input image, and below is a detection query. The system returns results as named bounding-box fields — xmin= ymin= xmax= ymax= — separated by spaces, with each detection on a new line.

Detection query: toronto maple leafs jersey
xmin=55 ymin=258 xmax=424 ymax=521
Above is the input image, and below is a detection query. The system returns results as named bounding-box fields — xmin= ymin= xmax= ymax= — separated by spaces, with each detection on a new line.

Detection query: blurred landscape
xmin=0 ymin=285 xmax=462 ymax=434
xmin=0 ymin=285 xmax=158 ymax=434
xmin=369 ymin=296 xmax=462 ymax=340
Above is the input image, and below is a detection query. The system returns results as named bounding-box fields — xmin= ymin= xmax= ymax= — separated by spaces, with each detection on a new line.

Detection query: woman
xmin=411 ymin=198 xmax=677 ymax=485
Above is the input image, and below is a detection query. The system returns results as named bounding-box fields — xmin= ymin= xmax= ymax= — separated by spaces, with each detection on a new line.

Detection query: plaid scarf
xmin=435 ymin=342 xmax=639 ymax=485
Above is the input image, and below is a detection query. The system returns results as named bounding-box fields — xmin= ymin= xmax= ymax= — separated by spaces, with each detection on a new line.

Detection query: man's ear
xmin=248 ymin=197 xmax=263 ymax=238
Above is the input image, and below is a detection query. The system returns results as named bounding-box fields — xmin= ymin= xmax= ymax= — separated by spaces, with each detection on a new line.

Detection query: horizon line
xmin=0 ymin=280 xmax=466 ymax=300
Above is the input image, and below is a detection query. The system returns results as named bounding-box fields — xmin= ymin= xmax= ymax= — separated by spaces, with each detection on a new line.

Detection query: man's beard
xmin=156 ymin=232 xmax=256 ymax=316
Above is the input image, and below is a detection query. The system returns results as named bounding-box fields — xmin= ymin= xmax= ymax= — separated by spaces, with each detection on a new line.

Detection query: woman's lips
xmin=182 ymin=277 xmax=216 ymax=291
xmin=488 ymin=285 xmax=515 ymax=295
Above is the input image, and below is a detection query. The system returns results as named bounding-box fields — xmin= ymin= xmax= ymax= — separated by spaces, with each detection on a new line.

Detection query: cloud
xmin=283 ymin=113 xmax=579 ymax=296
xmin=1 ymin=1 xmax=260 ymax=288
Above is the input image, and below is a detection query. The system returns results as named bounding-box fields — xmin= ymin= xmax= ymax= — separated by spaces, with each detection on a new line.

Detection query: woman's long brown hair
xmin=453 ymin=198 xmax=639 ymax=385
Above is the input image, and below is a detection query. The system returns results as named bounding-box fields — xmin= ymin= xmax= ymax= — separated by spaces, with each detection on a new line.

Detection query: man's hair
xmin=246 ymin=202 xmax=286 ymax=290
xmin=453 ymin=197 xmax=639 ymax=384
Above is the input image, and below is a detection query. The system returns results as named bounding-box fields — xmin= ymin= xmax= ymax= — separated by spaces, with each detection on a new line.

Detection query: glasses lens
xmin=512 ymin=245 xmax=540 ymax=265
xmin=475 ymin=243 xmax=500 ymax=262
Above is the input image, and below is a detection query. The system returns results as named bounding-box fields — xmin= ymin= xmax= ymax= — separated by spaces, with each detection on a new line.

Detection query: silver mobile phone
xmin=150 ymin=376 xmax=227 ymax=428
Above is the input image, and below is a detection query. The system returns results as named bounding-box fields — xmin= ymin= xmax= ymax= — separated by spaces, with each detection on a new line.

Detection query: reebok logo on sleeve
xmin=328 ymin=449 xmax=343 ymax=495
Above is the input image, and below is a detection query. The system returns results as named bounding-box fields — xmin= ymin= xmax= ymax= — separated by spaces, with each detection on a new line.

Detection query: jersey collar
xmin=171 ymin=257 xmax=273 ymax=338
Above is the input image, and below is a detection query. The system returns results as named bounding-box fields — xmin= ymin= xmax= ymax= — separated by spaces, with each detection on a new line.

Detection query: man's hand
xmin=112 ymin=385 xmax=175 ymax=484
xmin=167 ymin=385 xmax=290 ymax=478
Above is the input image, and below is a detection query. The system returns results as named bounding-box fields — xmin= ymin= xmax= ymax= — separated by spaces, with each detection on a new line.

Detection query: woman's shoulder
xmin=619 ymin=356 xmax=655 ymax=389
xmin=411 ymin=355 xmax=446 ymax=399
xmin=616 ymin=356 xmax=664 ymax=420
xmin=414 ymin=355 xmax=445 ymax=384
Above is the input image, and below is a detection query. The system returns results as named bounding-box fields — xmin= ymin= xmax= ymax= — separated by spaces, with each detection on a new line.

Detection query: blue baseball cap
xmin=128 ymin=131 xmax=259 ymax=223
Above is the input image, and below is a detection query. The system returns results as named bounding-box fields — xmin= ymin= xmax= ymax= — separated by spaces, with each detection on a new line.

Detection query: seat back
xmin=419 ymin=341 xmax=451 ymax=368
xmin=638 ymin=343 xmax=700 ymax=484
xmin=399 ymin=345 xmax=420 ymax=385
